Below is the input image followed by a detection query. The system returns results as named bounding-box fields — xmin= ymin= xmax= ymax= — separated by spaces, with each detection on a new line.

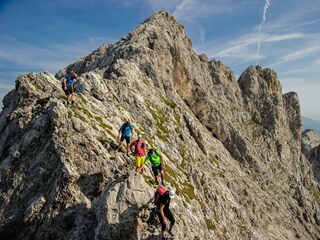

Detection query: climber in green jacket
xmin=140 ymin=148 xmax=165 ymax=185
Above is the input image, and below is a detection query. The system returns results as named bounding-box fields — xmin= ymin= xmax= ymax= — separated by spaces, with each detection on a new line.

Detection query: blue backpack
xmin=61 ymin=75 xmax=73 ymax=90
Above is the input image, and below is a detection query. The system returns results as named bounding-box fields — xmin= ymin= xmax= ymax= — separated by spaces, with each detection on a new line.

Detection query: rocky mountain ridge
xmin=0 ymin=11 xmax=320 ymax=240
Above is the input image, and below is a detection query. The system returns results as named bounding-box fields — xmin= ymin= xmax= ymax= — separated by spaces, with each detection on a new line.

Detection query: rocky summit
xmin=0 ymin=11 xmax=320 ymax=240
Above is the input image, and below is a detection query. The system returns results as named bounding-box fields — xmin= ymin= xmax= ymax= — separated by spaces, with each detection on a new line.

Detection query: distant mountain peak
xmin=302 ymin=116 xmax=320 ymax=134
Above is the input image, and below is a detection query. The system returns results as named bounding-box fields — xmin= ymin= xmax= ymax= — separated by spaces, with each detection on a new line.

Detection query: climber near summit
xmin=117 ymin=119 xmax=134 ymax=156
xmin=63 ymin=71 xmax=78 ymax=107
xmin=141 ymin=148 xmax=165 ymax=185
xmin=155 ymin=187 xmax=175 ymax=240
xmin=129 ymin=134 xmax=146 ymax=173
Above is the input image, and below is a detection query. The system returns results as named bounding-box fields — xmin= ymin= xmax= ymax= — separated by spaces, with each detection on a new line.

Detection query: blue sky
xmin=1 ymin=0 xmax=320 ymax=121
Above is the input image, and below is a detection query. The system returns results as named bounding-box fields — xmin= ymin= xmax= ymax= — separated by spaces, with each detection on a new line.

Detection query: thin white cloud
xmin=173 ymin=0 xmax=195 ymax=19
xmin=277 ymin=63 xmax=320 ymax=79
xmin=0 ymin=43 xmax=82 ymax=72
xmin=146 ymin=0 xmax=238 ymax=22
xmin=263 ymin=33 xmax=306 ymax=42
xmin=199 ymin=28 xmax=205 ymax=45
xmin=268 ymin=34 xmax=320 ymax=67
xmin=281 ymin=45 xmax=320 ymax=62
xmin=281 ymin=18 xmax=320 ymax=33
xmin=210 ymin=32 xmax=305 ymax=59
xmin=0 ymin=35 xmax=113 ymax=74
xmin=211 ymin=39 xmax=255 ymax=58
xmin=260 ymin=0 xmax=320 ymax=33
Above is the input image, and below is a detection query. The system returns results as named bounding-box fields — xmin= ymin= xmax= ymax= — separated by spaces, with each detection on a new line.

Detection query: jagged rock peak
xmin=56 ymin=11 xmax=193 ymax=80
xmin=130 ymin=11 xmax=187 ymax=40
xmin=121 ymin=10 xmax=193 ymax=55
xmin=238 ymin=65 xmax=282 ymax=99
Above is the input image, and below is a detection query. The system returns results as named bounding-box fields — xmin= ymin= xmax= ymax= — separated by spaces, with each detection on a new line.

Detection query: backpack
xmin=154 ymin=186 xmax=167 ymax=206
xmin=133 ymin=140 xmax=145 ymax=155
xmin=61 ymin=75 xmax=72 ymax=90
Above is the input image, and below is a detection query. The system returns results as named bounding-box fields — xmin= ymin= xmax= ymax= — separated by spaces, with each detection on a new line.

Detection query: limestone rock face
xmin=302 ymin=129 xmax=320 ymax=183
xmin=1 ymin=11 xmax=320 ymax=240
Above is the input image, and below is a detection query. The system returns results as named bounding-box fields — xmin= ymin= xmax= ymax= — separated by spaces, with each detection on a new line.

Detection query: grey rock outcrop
xmin=302 ymin=129 xmax=320 ymax=184
xmin=1 ymin=11 xmax=320 ymax=240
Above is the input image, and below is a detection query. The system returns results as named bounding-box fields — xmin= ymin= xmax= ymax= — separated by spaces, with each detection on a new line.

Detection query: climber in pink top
xmin=129 ymin=134 xmax=146 ymax=173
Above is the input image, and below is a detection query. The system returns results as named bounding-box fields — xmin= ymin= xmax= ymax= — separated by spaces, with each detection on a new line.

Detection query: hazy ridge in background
xmin=303 ymin=117 xmax=320 ymax=134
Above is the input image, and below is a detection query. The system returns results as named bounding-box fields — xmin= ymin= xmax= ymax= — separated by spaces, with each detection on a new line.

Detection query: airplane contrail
xmin=256 ymin=0 xmax=271 ymax=65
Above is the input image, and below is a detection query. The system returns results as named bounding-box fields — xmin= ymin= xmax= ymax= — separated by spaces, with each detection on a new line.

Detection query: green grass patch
xmin=146 ymin=101 xmax=170 ymax=142
xmin=97 ymin=136 xmax=105 ymax=143
xmin=310 ymin=185 xmax=320 ymax=203
xmin=165 ymin=164 xmax=204 ymax=208
xmin=143 ymin=134 xmax=155 ymax=148
xmin=81 ymin=107 xmax=94 ymax=118
xmin=68 ymin=109 xmax=73 ymax=118
xmin=106 ymin=129 xmax=117 ymax=140
xmin=57 ymin=94 xmax=66 ymax=102
xmin=143 ymin=175 xmax=154 ymax=187
xmin=157 ymin=130 xmax=169 ymax=142
xmin=179 ymin=159 xmax=186 ymax=171
xmin=142 ymin=74 xmax=149 ymax=85
xmin=223 ymin=227 xmax=230 ymax=240
xmin=160 ymin=95 xmax=177 ymax=109
xmin=205 ymin=218 xmax=215 ymax=231
xmin=95 ymin=116 xmax=113 ymax=130
xmin=180 ymin=181 xmax=204 ymax=208
xmin=174 ymin=114 xmax=182 ymax=132
xmin=206 ymin=154 xmax=219 ymax=167
xmin=78 ymin=94 xmax=88 ymax=105
xmin=74 ymin=111 xmax=88 ymax=123
xmin=178 ymin=147 xmax=190 ymax=172
xmin=179 ymin=146 xmax=187 ymax=159
xmin=200 ymin=176 xmax=206 ymax=186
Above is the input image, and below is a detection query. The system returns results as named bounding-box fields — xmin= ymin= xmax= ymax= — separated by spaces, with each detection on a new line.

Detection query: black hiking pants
xmin=157 ymin=209 xmax=175 ymax=231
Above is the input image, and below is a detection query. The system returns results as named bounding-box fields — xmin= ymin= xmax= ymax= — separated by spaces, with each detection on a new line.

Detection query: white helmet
xmin=137 ymin=134 xmax=142 ymax=138
xmin=169 ymin=189 xmax=175 ymax=199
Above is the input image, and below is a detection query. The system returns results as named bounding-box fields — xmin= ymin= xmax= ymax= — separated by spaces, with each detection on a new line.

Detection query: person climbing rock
xmin=62 ymin=71 xmax=78 ymax=107
xmin=155 ymin=187 xmax=175 ymax=240
xmin=117 ymin=119 xmax=134 ymax=155
xmin=141 ymin=148 xmax=165 ymax=185
xmin=129 ymin=134 xmax=146 ymax=173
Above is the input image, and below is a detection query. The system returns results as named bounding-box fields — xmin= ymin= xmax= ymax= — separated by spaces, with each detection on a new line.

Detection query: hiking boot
xmin=114 ymin=146 xmax=121 ymax=153
xmin=67 ymin=101 xmax=71 ymax=107
xmin=71 ymin=101 xmax=75 ymax=107
xmin=168 ymin=231 xmax=174 ymax=237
